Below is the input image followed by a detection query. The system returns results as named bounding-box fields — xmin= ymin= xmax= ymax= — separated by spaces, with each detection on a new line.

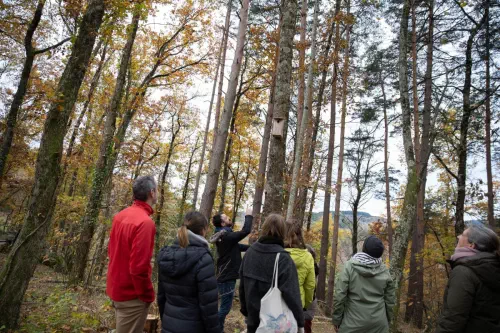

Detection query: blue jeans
xmin=218 ymin=280 xmax=236 ymax=332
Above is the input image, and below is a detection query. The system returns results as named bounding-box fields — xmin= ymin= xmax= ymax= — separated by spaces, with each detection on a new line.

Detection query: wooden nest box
xmin=272 ymin=117 xmax=284 ymax=137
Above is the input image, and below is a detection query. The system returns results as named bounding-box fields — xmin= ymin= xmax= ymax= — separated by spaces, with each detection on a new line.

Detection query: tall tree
xmin=70 ymin=7 xmax=142 ymax=283
xmin=0 ymin=0 xmax=69 ymax=187
xmin=326 ymin=0 xmax=352 ymax=311
xmin=192 ymin=0 xmax=232 ymax=208
xmin=199 ymin=0 xmax=250 ymax=219
xmin=484 ymin=0 xmax=494 ymax=228
xmin=287 ymin=0 xmax=320 ymax=220
xmin=262 ymin=0 xmax=299 ymax=216
xmin=318 ymin=0 xmax=342 ymax=301
xmin=0 ymin=0 xmax=105 ymax=327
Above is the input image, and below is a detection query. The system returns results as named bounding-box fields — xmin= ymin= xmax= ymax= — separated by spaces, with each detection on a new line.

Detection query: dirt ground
xmin=1 ymin=254 xmax=336 ymax=333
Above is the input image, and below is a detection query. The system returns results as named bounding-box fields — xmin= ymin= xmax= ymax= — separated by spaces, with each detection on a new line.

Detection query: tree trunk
xmin=0 ymin=0 xmax=45 ymax=187
xmin=70 ymin=9 xmax=141 ymax=284
xmin=455 ymin=11 xmax=487 ymax=237
xmin=213 ymin=0 xmax=233 ymax=136
xmin=179 ymin=138 xmax=199 ymax=225
xmin=153 ymin=114 xmax=181 ymax=280
xmin=0 ymin=0 xmax=104 ymax=327
xmin=484 ymin=0 xmax=494 ymax=228
xmin=352 ymin=200 xmax=359 ymax=255
xmin=326 ymin=2 xmax=351 ymax=312
xmin=199 ymin=0 xmax=250 ymax=220
xmin=306 ymin=156 xmax=324 ymax=231
xmin=219 ymin=61 xmax=247 ymax=213
xmin=405 ymin=1 xmax=434 ymax=328
xmin=250 ymin=26 xmax=280 ymax=244
xmin=318 ymin=0 xmax=342 ymax=302
xmin=287 ymin=0 xmax=320 ymax=220
xmin=296 ymin=0 xmax=307 ymax=131
xmin=380 ymin=70 xmax=392 ymax=258
xmin=192 ymin=16 xmax=227 ymax=209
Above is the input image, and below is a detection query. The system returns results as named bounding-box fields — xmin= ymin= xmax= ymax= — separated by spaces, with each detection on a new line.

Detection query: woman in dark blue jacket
xmin=157 ymin=211 xmax=220 ymax=333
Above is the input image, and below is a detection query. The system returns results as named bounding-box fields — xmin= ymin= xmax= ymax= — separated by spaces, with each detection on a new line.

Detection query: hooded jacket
xmin=239 ymin=237 xmax=305 ymax=333
xmin=286 ymin=248 xmax=316 ymax=308
xmin=212 ymin=215 xmax=253 ymax=282
xmin=157 ymin=230 xmax=220 ymax=333
xmin=436 ymin=251 xmax=500 ymax=333
xmin=333 ymin=254 xmax=396 ymax=333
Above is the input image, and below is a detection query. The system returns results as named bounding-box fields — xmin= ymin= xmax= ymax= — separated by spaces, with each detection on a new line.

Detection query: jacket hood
xmin=251 ymin=241 xmax=286 ymax=254
xmin=286 ymin=248 xmax=312 ymax=270
xmin=157 ymin=230 xmax=210 ymax=278
xmin=350 ymin=258 xmax=387 ymax=277
xmin=455 ymin=251 xmax=500 ymax=291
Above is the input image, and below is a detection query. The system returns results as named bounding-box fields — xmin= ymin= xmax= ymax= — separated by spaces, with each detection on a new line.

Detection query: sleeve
xmin=157 ymin=266 xmax=166 ymax=317
xmin=223 ymin=215 xmax=253 ymax=245
xmin=384 ymin=271 xmax=396 ymax=324
xmin=130 ymin=219 xmax=156 ymax=303
xmin=304 ymin=254 xmax=316 ymax=309
xmin=239 ymin=255 xmax=248 ymax=317
xmin=436 ymin=266 xmax=477 ymax=333
xmin=332 ymin=262 xmax=351 ymax=326
xmin=196 ymin=253 xmax=220 ymax=333
xmin=239 ymin=243 xmax=250 ymax=252
xmin=279 ymin=255 xmax=305 ymax=328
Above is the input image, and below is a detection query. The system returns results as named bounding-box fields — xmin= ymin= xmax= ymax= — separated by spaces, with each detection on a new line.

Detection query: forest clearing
xmin=0 ymin=0 xmax=499 ymax=332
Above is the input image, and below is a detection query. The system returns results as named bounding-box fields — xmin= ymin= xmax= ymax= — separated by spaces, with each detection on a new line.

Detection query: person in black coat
xmin=436 ymin=224 xmax=500 ymax=333
xmin=239 ymin=213 xmax=304 ymax=333
xmin=210 ymin=208 xmax=253 ymax=331
xmin=157 ymin=211 xmax=220 ymax=333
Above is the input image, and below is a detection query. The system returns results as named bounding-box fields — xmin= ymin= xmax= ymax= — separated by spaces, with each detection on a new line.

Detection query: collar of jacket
xmin=187 ymin=230 xmax=209 ymax=248
xmin=133 ymin=200 xmax=153 ymax=215
xmin=258 ymin=235 xmax=285 ymax=247
xmin=215 ymin=226 xmax=233 ymax=233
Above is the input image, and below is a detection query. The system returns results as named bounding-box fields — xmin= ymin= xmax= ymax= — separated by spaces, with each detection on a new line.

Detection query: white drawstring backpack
xmin=256 ymin=252 xmax=298 ymax=333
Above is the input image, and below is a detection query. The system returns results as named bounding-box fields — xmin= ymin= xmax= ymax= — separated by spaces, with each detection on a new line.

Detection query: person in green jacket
xmin=333 ymin=236 xmax=395 ymax=333
xmin=285 ymin=220 xmax=316 ymax=313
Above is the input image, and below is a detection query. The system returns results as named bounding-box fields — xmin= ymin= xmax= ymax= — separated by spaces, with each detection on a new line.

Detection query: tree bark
xmin=455 ymin=10 xmax=487 ymax=236
xmin=326 ymin=1 xmax=351 ymax=312
xmin=70 ymin=8 xmax=141 ymax=284
xmin=306 ymin=156 xmax=324 ymax=231
xmin=0 ymin=0 xmax=105 ymax=327
xmin=250 ymin=26 xmax=280 ymax=244
xmin=192 ymin=12 xmax=227 ymax=209
xmin=484 ymin=0 xmax=494 ymax=228
xmin=199 ymin=0 xmax=250 ymax=219
xmin=287 ymin=0 xmax=320 ymax=221
xmin=318 ymin=0 xmax=342 ymax=302
xmin=213 ymin=0 xmax=233 ymax=136
xmin=179 ymin=138 xmax=199 ymax=225
xmin=296 ymin=0 xmax=307 ymax=131
xmin=262 ymin=0 xmax=299 ymax=217
xmin=0 ymin=0 xmax=45 ymax=187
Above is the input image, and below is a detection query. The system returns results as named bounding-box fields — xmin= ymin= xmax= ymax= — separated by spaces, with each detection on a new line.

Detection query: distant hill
xmin=310 ymin=211 xmax=383 ymax=228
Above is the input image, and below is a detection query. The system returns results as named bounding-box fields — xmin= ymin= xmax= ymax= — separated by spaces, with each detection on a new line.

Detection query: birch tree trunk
xmin=199 ymin=0 xmax=250 ymax=219
xmin=70 ymin=8 xmax=141 ymax=283
xmin=262 ymin=0 xmax=299 ymax=216
xmin=0 ymin=0 xmax=105 ymax=326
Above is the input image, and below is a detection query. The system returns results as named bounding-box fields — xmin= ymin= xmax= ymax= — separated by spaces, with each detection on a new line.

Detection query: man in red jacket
xmin=107 ymin=175 xmax=157 ymax=333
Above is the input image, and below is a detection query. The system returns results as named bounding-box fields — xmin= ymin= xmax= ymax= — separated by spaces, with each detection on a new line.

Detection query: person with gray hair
xmin=436 ymin=224 xmax=500 ymax=333
xmin=107 ymin=175 xmax=158 ymax=333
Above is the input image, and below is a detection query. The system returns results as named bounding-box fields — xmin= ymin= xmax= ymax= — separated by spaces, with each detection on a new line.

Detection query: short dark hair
xmin=213 ymin=214 xmax=222 ymax=227
xmin=133 ymin=176 xmax=156 ymax=201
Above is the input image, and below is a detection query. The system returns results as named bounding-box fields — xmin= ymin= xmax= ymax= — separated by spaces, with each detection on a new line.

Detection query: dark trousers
xmin=218 ymin=280 xmax=236 ymax=332
xmin=305 ymin=319 xmax=313 ymax=333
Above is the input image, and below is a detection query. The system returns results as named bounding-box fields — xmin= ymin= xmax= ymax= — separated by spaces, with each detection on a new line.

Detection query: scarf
xmin=451 ymin=247 xmax=480 ymax=262
xmin=352 ymin=252 xmax=382 ymax=265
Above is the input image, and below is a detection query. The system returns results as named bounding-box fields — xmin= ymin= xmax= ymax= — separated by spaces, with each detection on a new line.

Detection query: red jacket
xmin=106 ymin=200 xmax=156 ymax=303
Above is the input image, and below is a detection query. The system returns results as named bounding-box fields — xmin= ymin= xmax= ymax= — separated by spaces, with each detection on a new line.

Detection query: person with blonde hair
xmin=239 ymin=214 xmax=304 ymax=333
xmin=284 ymin=220 xmax=316 ymax=333
xmin=157 ymin=211 xmax=220 ymax=333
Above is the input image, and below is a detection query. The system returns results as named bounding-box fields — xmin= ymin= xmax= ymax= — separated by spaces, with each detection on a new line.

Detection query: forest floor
xmin=0 ymin=254 xmax=336 ymax=333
